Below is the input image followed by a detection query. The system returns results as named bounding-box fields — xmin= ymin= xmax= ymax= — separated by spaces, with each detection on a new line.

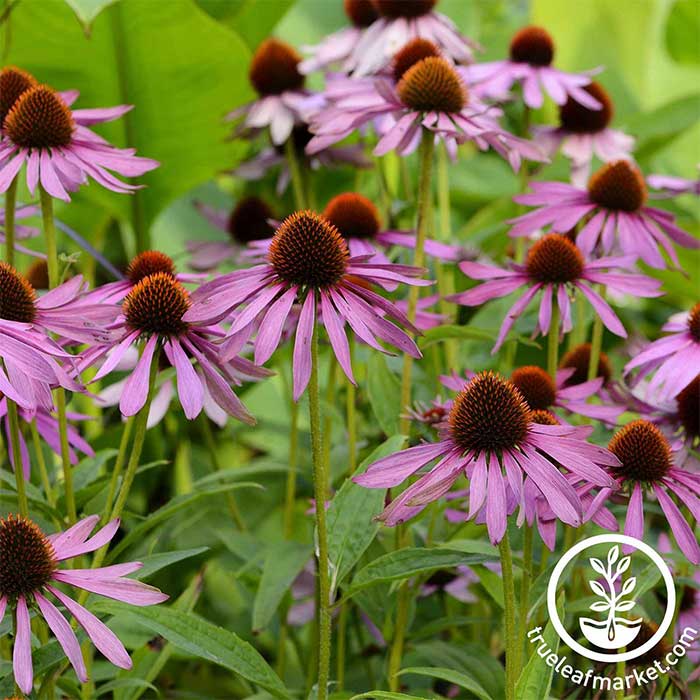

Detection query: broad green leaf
xmin=327 ymin=436 xmax=405 ymax=586
xmin=665 ymin=0 xmax=700 ymax=65
xmin=474 ymin=565 xmax=505 ymax=609
xmin=397 ymin=667 xmax=492 ymax=700
xmin=96 ymin=679 xmax=159 ymax=697
xmin=419 ymin=325 xmax=495 ymax=349
xmin=367 ymin=354 xmax=401 ymax=435
xmin=132 ymin=547 xmax=209 ymax=580
xmin=64 ymin=0 xmax=120 ymax=30
xmin=438 ymin=539 xmax=499 ymax=558
xmin=95 ymin=602 xmax=289 ymax=698
xmin=252 ymin=541 xmax=311 ymax=631
xmin=351 ymin=693 xmax=428 ymax=700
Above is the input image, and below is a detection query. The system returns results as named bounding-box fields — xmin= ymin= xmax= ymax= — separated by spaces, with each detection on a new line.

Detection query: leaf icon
xmin=616 ymin=556 xmax=631 ymax=576
xmin=607 ymin=545 xmax=619 ymax=567
xmin=616 ymin=600 xmax=636 ymax=612
xmin=590 ymin=601 xmax=610 ymax=612
xmin=589 ymin=580 xmax=608 ymax=598
xmin=590 ymin=557 xmax=607 ymax=576
xmin=620 ymin=577 xmax=637 ymax=597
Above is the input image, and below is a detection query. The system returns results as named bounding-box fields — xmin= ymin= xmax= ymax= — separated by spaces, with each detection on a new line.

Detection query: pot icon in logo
xmin=578 ymin=544 xmax=642 ymax=649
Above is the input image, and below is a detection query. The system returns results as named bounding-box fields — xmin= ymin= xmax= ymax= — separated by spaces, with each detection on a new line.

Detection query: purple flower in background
xmin=533 ymin=82 xmax=634 ymax=186
xmin=449 ymin=234 xmax=663 ymax=352
xmin=0 ymin=85 xmax=158 ymax=201
xmin=0 ymin=514 xmax=168 ymax=694
xmin=185 ymin=211 xmax=427 ymax=400
xmin=624 ymin=303 xmax=700 ymax=400
xmin=464 ymin=25 xmax=600 ymax=110
xmin=647 ymin=171 xmax=700 ymax=198
xmin=355 ymin=371 xmax=618 ymax=543
xmin=509 ymin=160 xmax=699 ymax=268
xmin=0 ymin=203 xmax=42 ymax=258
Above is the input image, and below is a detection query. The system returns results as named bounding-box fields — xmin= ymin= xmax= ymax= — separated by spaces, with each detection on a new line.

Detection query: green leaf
xmin=350 ymin=693 xmax=428 ymax=700
xmin=419 ymin=325 xmax=495 ymax=349
xmin=367 ymin=354 xmax=401 ymax=435
xmin=95 ymin=602 xmax=289 ymax=698
xmin=96 ymin=678 xmax=160 ymax=697
xmin=132 ymin=548 xmax=209 ymax=580
xmin=252 ymin=541 xmax=311 ymax=631
xmin=64 ymin=0 xmax=120 ymax=30
xmin=474 ymin=564 xmax=505 ymax=609
xmin=438 ymin=539 xmax=499 ymax=558
xmin=397 ymin=667 xmax=492 ymax=700
xmin=327 ymin=436 xmax=405 ymax=586
xmin=665 ymin=0 xmax=700 ymax=65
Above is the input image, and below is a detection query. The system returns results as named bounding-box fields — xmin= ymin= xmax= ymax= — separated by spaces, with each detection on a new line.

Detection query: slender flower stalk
xmin=547 ymin=304 xmax=560 ymax=379
xmin=4 ymin=178 xmax=17 ymax=265
xmin=285 ymin=137 xmax=307 ymax=210
xmin=346 ymin=337 xmax=357 ymax=474
xmin=587 ymin=289 xmax=605 ymax=381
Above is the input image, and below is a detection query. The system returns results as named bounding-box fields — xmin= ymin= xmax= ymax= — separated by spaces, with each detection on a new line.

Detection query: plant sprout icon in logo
xmin=579 ymin=544 xmax=643 ymax=649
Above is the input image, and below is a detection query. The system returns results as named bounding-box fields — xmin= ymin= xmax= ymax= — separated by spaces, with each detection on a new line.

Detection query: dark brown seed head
xmin=448 ymin=371 xmax=531 ymax=453
xmin=227 ymin=196 xmax=275 ymax=244
xmin=559 ymin=82 xmax=613 ymax=134
xmin=4 ymin=85 xmax=74 ymax=148
xmin=509 ymin=26 xmax=555 ymax=66
xmin=123 ymin=272 xmax=191 ymax=337
xmin=24 ymin=259 xmax=50 ymax=291
xmin=525 ymin=234 xmax=584 ymax=284
xmin=323 ymin=192 xmax=381 ymax=240
xmin=511 ymin=366 xmax=557 ymax=410
xmin=588 ymin=160 xmax=647 ymax=212
xmin=560 ymin=343 xmax=612 ymax=386
xmin=530 ymin=409 xmax=559 ymax=425
xmin=397 ymin=56 xmax=467 ymax=113
xmin=126 ymin=251 xmax=176 ymax=285
xmin=0 ymin=262 xmax=37 ymax=323
xmin=680 ymin=584 xmax=696 ymax=613
xmin=608 ymin=420 xmax=673 ymax=484
xmin=688 ymin=302 xmax=700 ymax=342
xmin=344 ymin=0 xmax=379 ymax=27
xmin=373 ymin=0 xmax=437 ymax=19
xmin=627 ymin=621 xmax=671 ymax=667
xmin=0 ymin=515 xmax=56 ymax=600
xmin=268 ymin=211 xmax=349 ymax=288
xmin=0 ymin=66 xmax=37 ymax=126
xmin=249 ymin=38 xmax=305 ymax=96
xmin=676 ymin=375 xmax=699 ymax=441
xmin=392 ymin=39 xmax=441 ymax=83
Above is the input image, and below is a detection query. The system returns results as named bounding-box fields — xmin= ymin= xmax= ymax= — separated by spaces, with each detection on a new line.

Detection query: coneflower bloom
xmin=0 ymin=204 xmax=42 ymax=258
xmin=648 ymin=171 xmax=700 ymax=198
xmin=344 ymin=0 xmax=478 ymax=77
xmin=0 ymin=66 xmax=38 ymax=126
xmin=354 ymin=371 xmax=618 ymax=543
xmin=449 ymin=234 xmax=663 ymax=352
xmin=463 ymin=25 xmax=600 ymax=109
xmin=184 ymin=211 xmax=427 ymax=400
xmin=0 ymin=85 xmax=158 ymax=201
xmin=597 ymin=420 xmax=700 ymax=564
xmin=509 ymin=160 xmax=700 ymax=268
xmin=0 ymin=514 xmax=167 ymax=694
xmin=533 ymin=82 xmax=634 ymax=186
xmin=624 ymin=303 xmax=700 ymax=400
xmin=187 ymin=196 xmax=277 ymax=271
xmin=299 ymin=0 xmax=379 ymax=74
xmin=308 ymin=55 xmax=545 ymax=168
xmin=86 ymin=272 xmax=255 ymax=423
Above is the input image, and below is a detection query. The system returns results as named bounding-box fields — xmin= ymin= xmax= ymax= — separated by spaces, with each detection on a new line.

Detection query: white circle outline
xmin=546 ymin=534 xmax=676 ymax=663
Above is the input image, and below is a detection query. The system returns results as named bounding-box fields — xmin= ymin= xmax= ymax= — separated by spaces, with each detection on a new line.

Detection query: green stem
xmin=285 ymin=138 xmax=307 ymax=210
xmin=346 ymin=339 xmax=357 ymax=475
xmin=7 ymin=400 xmax=28 ymax=517
xmin=4 ymin=176 xmax=17 ymax=265
xmin=547 ymin=303 xmax=560 ymax=380
xmin=587 ymin=287 xmax=605 ymax=381
xmin=308 ymin=306 xmax=331 ymax=700
xmin=388 ymin=582 xmax=411 ymax=690
xmin=499 ymin=534 xmax=517 ymax=700
xmin=399 ymin=130 xmax=434 ymax=435
xmin=516 ymin=525 xmax=534 ymax=673
xmin=101 ymin=417 xmax=134 ymax=525
xmin=31 ymin=420 xmax=55 ymax=509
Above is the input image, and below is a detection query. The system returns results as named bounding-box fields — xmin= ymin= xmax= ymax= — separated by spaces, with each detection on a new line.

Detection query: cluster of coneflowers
xmin=0 ymin=0 xmax=698 ymax=697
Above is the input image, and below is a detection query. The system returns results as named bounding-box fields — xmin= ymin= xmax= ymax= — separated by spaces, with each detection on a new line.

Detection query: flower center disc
xmin=530 ymin=409 xmax=559 ymax=425
xmin=680 ymin=585 xmax=697 ymax=613
xmin=397 ymin=56 xmax=467 ymax=113
xmin=588 ymin=160 xmax=647 ymax=212
xmin=0 ymin=515 xmax=56 ymax=599
xmin=559 ymin=82 xmax=613 ymax=133
xmin=448 ymin=371 xmax=531 ymax=453
xmin=392 ymin=39 xmax=441 ymax=82
xmin=560 ymin=343 xmax=612 ymax=386
xmin=608 ymin=419 xmax=672 ymax=483
xmin=4 ymin=85 xmax=75 ymax=148
xmin=511 ymin=366 xmax=557 ymax=410
xmin=509 ymin=26 xmax=555 ymax=66
xmin=525 ymin=234 xmax=584 ymax=284
xmin=344 ymin=0 xmax=378 ymax=27
xmin=323 ymin=192 xmax=381 ymax=240
xmin=123 ymin=272 xmax=191 ymax=336
xmin=687 ymin=302 xmax=700 ymax=342
xmin=228 ymin=196 xmax=274 ymax=244
xmin=0 ymin=262 xmax=37 ymax=323
xmin=24 ymin=260 xmax=50 ymax=291
xmin=249 ymin=38 xmax=305 ymax=96
xmin=126 ymin=251 xmax=177 ymax=284
xmin=676 ymin=375 xmax=699 ymax=441
xmin=0 ymin=66 xmax=37 ymax=125
xmin=374 ymin=0 xmax=437 ymax=19
xmin=269 ymin=211 xmax=349 ymax=288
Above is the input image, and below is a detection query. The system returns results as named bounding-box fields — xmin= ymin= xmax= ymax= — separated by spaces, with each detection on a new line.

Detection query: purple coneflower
xmin=0 ymin=203 xmax=41 ymax=257
xmin=0 ymin=84 xmax=157 ymax=201
xmin=597 ymin=420 xmax=700 ymax=564
xmin=463 ymin=25 xmax=600 ymax=110
xmin=533 ymin=82 xmax=634 ymax=186
xmin=449 ymin=233 xmax=663 ymax=352
xmin=355 ymin=371 xmax=618 ymax=543
xmin=184 ymin=211 xmax=426 ymax=400
xmin=624 ymin=303 xmax=700 ymax=400
xmin=0 ymin=514 xmax=167 ymax=694
xmin=509 ymin=160 xmax=699 ymax=268
xmin=648 ymin=171 xmax=700 ymax=197
xmin=344 ymin=0 xmax=478 ymax=77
